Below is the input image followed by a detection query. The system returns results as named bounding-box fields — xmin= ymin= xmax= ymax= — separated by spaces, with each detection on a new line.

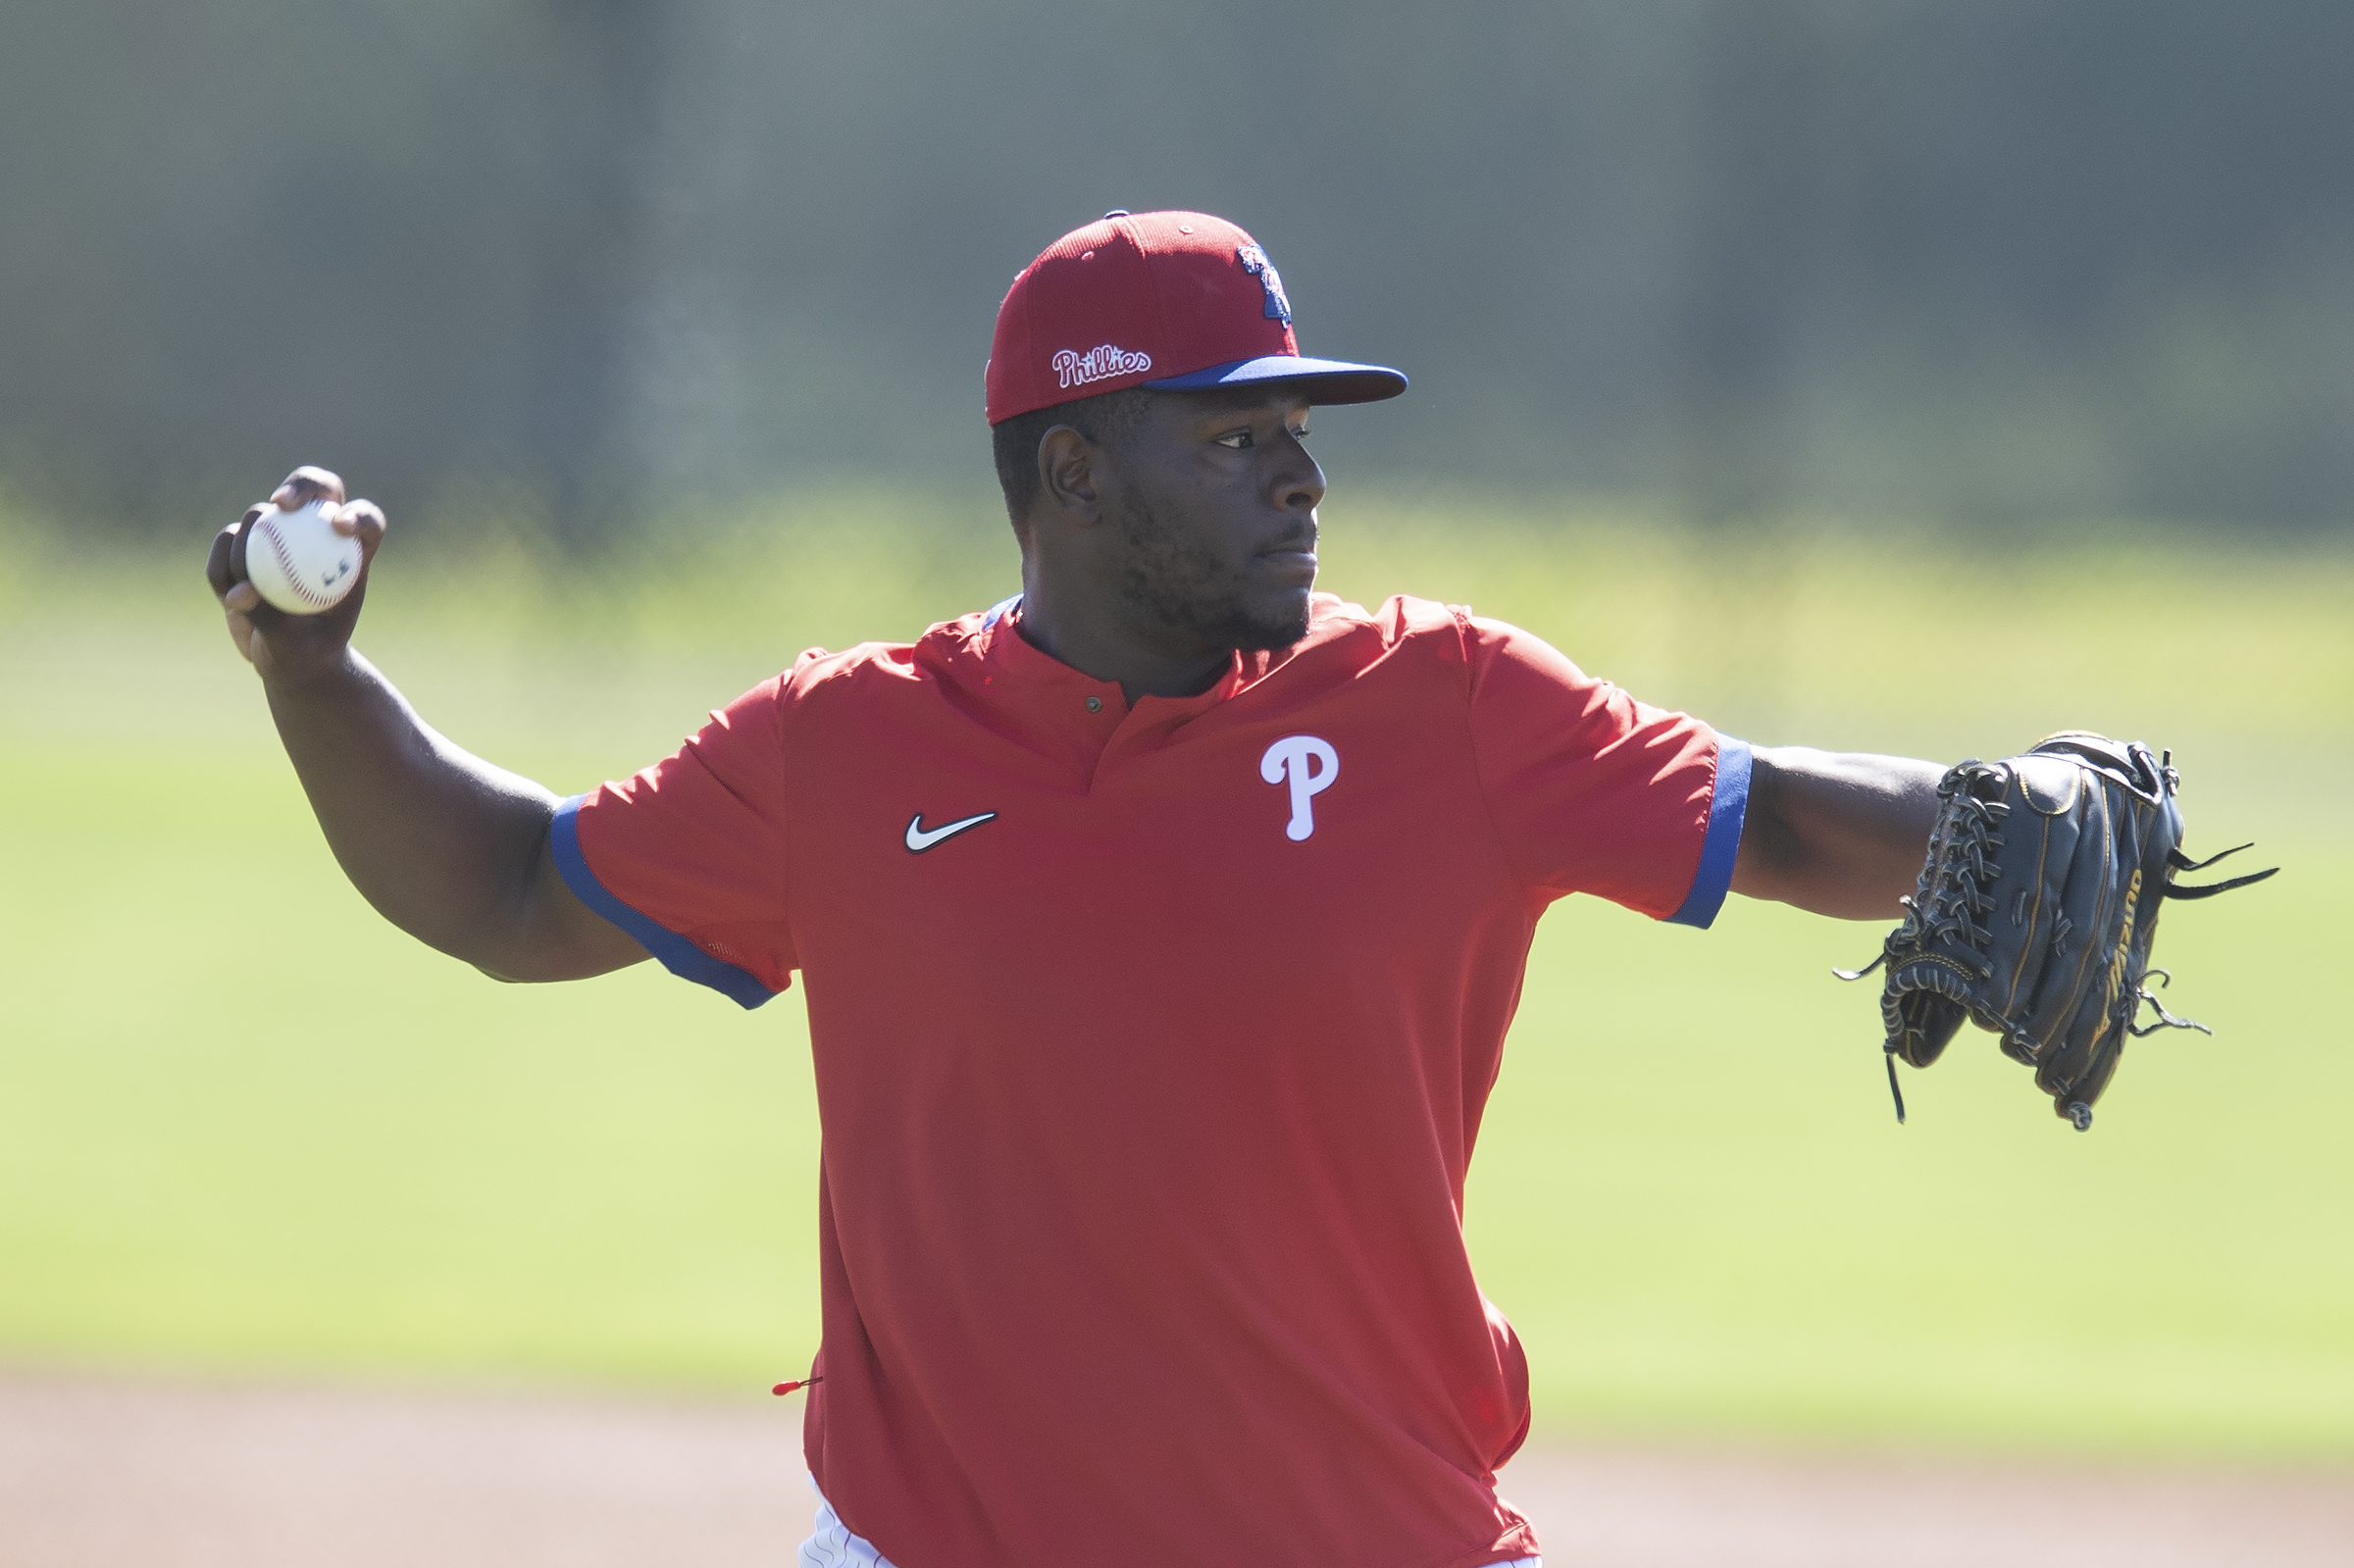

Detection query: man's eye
xmin=1292 ymin=427 xmax=1311 ymax=442
xmin=1214 ymin=430 xmax=1254 ymax=449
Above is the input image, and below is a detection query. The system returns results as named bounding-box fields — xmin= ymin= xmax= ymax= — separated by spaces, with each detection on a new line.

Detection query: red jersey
xmin=555 ymin=593 xmax=1749 ymax=1568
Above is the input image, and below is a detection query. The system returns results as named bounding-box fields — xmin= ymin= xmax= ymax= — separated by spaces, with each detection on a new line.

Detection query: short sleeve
xmin=1460 ymin=613 xmax=1749 ymax=927
xmin=552 ymin=676 xmax=796 ymax=1008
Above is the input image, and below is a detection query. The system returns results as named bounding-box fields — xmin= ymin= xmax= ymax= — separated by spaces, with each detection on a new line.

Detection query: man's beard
xmin=1114 ymin=491 xmax=1311 ymax=653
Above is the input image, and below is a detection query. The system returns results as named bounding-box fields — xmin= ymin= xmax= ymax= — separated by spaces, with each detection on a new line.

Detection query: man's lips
xmin=1255 ymin=528 xmax=1318 ymax=581
xmin=1254 ymin=547 xmax=1318 ymax=582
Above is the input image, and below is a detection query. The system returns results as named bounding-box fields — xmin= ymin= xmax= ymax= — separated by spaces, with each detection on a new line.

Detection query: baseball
xmin=243 ymin=498 xmax=363 ymax=615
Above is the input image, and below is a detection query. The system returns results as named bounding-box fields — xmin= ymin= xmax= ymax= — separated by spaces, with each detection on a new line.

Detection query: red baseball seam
xmin=258 ymin=515 xmax=342 ymax=608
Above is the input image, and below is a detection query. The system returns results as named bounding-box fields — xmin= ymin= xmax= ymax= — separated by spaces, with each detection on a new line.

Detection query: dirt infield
xmin=3 ymin=1371 xmax=2347 ymax=1566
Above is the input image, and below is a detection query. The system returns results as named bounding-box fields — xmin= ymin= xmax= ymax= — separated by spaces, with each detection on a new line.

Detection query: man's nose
xmin=1276 ymin=444 xmax=1326 ymax=512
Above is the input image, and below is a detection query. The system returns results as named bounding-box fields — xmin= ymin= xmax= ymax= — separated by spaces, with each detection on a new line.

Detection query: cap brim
xmin=1142 ymin=354 xmax=1407 ymax=405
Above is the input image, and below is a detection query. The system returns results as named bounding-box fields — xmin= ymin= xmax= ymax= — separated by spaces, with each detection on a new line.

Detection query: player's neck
xmin=1014 ymin=581 xmax=1232 ymax=705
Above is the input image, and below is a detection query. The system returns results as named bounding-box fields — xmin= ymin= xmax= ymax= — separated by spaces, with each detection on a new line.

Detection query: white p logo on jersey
xmin=1260 ymin=734 xmax=1340 ymax=842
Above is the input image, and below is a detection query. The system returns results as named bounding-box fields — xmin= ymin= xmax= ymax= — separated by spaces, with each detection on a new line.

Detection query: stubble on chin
xmin=1221 ymin=592 xmax=1311 ymax=652
xmin=1116 ymin=494 xmax=1310 ymax=654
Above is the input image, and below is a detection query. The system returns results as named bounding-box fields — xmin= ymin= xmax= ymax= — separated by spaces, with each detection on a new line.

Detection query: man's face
xmin=1099 ymin=388 xmax=1325 ymax=654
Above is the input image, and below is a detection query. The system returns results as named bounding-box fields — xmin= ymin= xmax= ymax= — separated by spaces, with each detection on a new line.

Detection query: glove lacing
xmin=1837 ymin=762 xmax=2009 ymax=1123
xmin=1919 ymin=777 xmax=2008 ymax=972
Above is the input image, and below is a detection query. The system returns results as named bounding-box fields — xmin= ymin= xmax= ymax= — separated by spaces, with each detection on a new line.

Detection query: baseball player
xmin=209 ymin=211 xmax=1947 ymax=1567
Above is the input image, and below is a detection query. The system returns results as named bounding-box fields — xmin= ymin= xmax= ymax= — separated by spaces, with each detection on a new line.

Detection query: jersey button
xmin=1085 ymin=696 xmax=1102 ymax=713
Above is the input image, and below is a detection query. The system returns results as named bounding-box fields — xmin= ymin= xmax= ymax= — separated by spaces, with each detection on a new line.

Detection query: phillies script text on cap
xmin=985 ymin=211 xmax=1407 ymax=426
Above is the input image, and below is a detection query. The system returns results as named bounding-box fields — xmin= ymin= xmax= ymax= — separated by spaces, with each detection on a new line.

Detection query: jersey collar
xmin=978 ymin=594 xmax=1257 ymax=719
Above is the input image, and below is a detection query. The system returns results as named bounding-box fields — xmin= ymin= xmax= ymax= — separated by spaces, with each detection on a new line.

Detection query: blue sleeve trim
xmin=550 ymin=795 xmax=781 ymax=1010
xmin=1666 ymin=735 xmax=1751 ymax=930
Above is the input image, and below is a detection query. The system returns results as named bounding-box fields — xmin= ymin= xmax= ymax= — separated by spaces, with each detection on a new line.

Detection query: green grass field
xmin=3 ymin=493 xmax=2348 ymax=1460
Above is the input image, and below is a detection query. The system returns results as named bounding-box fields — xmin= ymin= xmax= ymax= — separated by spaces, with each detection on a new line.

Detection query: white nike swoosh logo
xmin=904 ymin=810 xmax=998 ymax=853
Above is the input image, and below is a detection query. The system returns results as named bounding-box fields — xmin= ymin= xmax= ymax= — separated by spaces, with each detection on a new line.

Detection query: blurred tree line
xmin=5 ymin=0 xmax=2351 ymax=539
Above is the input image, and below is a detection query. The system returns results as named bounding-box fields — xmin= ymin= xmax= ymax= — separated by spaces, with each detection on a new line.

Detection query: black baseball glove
xmin=1840 ymin=733 xmax=2275 ymax=1130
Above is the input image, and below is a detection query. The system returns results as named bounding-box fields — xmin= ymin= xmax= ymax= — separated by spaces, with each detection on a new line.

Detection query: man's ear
xmin=1038 ymin=426 xmax=1102 ymax=526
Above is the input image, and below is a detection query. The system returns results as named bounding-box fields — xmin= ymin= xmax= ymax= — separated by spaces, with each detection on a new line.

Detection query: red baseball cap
xmin=985 ymin=211 xmax=1407 ymax=426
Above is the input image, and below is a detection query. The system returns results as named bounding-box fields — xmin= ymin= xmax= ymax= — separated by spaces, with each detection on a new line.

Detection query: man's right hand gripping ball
xmin=205 ymin=466 xmax=386 ymax=681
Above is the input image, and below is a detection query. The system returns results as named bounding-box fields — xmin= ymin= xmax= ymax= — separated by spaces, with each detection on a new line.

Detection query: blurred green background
xmin=10 ymin=1 xmax=2354 ymax=538
xmin=3 ymin=0 xmax=2352 ymax=1469
xmin=3 ymin=502 xmax=2347 ymax=1460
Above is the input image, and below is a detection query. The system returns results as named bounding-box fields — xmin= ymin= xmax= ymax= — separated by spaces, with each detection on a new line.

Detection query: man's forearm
xmin=211 ymin=469 xmax=642 ymax=984
xmin=265 ymin=649 xmax=589 ymax=979
xmin=1731 ymin=745 xmax=1943 ymax=920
